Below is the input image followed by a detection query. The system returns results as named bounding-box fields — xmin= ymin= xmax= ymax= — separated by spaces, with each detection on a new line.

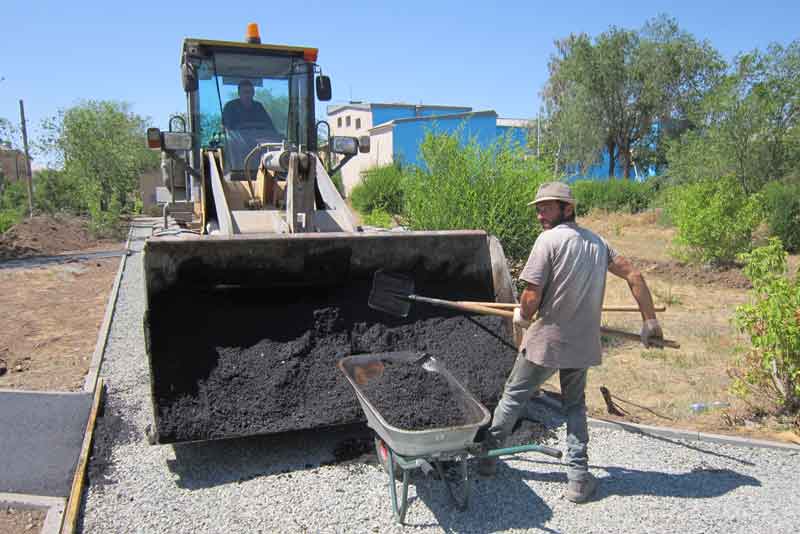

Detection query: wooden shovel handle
xmin=600 ymin=327 xmax=680 ymax=349
xmin=460 ymin=301 xmax=667 ymax=313
xmin=407 ymin=295 xmax=514 ymax=318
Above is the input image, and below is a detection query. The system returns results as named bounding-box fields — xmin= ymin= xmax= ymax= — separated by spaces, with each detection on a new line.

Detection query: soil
xmin=0 ymin=505 xmax=45 ymax=534
xmin=148 ymin=281 xmax=519 ymax=444
xmin=630 ymin=257 xmax=752 ymax=290
xmin=0 ymin=259 xmax=120 ymax=391
xmin=360 ymin=360 xmax=469 ymax=430
xmin=0 ymin=215 xmax=123 ymax=261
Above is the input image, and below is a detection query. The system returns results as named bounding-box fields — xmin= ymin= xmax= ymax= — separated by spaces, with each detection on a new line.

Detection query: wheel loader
xmin=143 ymin=24 xmax=518 ymax=445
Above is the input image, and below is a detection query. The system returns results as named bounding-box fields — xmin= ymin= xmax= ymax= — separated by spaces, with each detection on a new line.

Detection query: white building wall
xmin=338 ymin=126 xmax=394 ymax=196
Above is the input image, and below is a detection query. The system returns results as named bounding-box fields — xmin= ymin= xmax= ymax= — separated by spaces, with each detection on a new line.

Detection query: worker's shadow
xmin=409 ymin=466 xmax=557 ymax=533
xmin=509 ymin=457 xmax=761 ymax=501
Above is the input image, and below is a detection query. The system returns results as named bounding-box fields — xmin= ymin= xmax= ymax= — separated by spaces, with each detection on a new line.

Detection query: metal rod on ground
xmin=18 ymin=99 xmax=34 ymax=217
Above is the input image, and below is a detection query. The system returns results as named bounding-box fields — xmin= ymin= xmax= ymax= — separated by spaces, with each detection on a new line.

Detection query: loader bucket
xmin=143 ymin=230 xmax=518 ymax=444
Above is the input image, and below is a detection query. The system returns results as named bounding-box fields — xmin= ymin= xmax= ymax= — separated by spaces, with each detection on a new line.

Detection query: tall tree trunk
xmin=607 ymin=141 xmax=617 ymax=178
xmin=622 ymin=145 xmax=632 ymax=179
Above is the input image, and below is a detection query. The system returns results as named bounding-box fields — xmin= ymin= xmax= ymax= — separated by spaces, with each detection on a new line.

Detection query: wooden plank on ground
xmin=61 ymin=378 xmax=104 ymax=534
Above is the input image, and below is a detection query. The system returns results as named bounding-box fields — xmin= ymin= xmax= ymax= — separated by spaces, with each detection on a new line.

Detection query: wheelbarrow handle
xmin=486 ymin=443 xmax=563 ymax=459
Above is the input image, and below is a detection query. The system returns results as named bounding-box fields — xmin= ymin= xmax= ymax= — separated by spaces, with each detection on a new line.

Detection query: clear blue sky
xmin=1 ymin=0 xmax=797 ymax=164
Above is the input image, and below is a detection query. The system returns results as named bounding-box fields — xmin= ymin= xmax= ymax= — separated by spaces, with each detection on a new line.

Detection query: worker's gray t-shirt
xmin=520 ymin=222 xmax=617 ymax=369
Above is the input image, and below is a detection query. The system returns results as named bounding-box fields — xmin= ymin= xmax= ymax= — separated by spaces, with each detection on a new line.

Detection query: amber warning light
xmin=246 ymin=23 xmax=261 ymax=44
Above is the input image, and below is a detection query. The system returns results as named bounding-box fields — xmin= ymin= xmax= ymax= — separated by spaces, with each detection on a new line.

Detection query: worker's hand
xmin=513 ymin=308 xmax=532 ymax=330
xmin=640 ymin=318 xmax=663 ymax=347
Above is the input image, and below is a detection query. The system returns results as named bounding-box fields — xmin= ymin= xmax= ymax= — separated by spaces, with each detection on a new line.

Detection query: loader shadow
xmin=166 ymin=424 xmax=376 ymax=490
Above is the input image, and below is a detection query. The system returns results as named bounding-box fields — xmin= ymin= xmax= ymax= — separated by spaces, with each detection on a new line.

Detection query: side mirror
xmin=358 ymin=136 xmax=370 ymax=154
xmin=316 ymin=75 xmax=332 ymax=101
xmin=331 ymin=136 xmax=358 ymax=155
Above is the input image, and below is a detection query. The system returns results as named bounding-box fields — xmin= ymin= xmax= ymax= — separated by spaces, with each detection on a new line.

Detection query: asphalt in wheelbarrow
xmin=359 ymin=360 xmax=470 ymax=431
xmin=148 ymin=279 xmax=519 ymax=443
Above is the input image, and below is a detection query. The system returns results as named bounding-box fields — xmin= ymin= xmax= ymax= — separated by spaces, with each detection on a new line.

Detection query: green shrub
xmin=0 ymin=180 xmax=27 ymax=233
xmin=0 ymin=209 xmax=23 ymax=233
xmin=571 ymin=179 xmax=657 ymax=216
xmin=666 ymin=176 xmax=763 ymax=265
xmin=762 ymin=181 xmax=800 ymax=253
xmin=351 ymin=163 xmax=405 ymax=215
xmin=33 ymin=169 xmax=86 ymax=215
xmin=402 ymin=132 xmax=553 ymax=261
xmin=362 ymin=208 xmax=394 ymax=229
xmin=330 ymin=171 xmax=345 ymax=198
xmin=732 ymin=238 xmax=800 ymax=413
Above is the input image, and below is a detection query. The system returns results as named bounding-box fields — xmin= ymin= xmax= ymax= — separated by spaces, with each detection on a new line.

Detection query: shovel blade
xmin=368 ymin=270 xmax=415 ymax=318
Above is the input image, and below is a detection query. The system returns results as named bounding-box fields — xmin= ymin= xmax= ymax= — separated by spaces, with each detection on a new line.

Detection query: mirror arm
xmin=329 ymin=153 xmax=355 ymax=177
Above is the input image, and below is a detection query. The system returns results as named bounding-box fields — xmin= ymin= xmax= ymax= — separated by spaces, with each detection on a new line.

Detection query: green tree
xmin=543 ymin=16 xmax=723 ymax=178
xmin=39 ymin=101 xmax=158 ymax=231
xmin=667 ymin=41 xmax=800 ymax=194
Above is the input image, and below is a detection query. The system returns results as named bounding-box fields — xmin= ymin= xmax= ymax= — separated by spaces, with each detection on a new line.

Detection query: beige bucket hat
xmin=528 ymin=182 xmax=576 ymax=206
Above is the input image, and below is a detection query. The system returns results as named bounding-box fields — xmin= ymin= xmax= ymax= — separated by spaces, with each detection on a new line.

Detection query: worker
xmin=222 ymin=79 xmax=279 ymax=133
xmin=479 ymin=181 xmax=662 ymax=504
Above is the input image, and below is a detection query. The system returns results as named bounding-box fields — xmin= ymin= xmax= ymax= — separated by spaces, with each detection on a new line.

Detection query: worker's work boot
xmin=564 ymin=473 xmax=598 ymax=503
xmin=477 ymin=457 xmax=497 ymax=477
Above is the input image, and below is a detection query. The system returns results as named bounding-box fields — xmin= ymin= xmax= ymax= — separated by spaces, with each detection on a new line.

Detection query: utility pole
xmin=18 ymin=100 xmax=34 ymax=216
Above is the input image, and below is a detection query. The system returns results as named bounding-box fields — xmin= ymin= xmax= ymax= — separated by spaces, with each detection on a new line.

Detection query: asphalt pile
xmin=148 ymin=280 xmax=518 ymax=443
xmin=359 ymin=360 xmax=469 ymax=430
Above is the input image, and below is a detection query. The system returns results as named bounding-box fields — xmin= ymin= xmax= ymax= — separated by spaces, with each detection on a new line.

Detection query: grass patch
xmin=362 ymin=208 xmax=394 ymax=229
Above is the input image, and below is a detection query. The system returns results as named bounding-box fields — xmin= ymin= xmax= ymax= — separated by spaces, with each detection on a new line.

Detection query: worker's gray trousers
xmin=487 ymin=353 xmax=589 ymax=481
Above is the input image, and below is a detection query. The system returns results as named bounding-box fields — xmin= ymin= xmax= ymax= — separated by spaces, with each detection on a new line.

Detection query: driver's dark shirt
xmin=222 ymin=99 xmax=277 ymax=131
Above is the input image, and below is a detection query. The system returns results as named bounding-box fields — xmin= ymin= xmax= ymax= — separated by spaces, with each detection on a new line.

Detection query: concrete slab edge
xmin=588 ymin=417 xmax=800 ymax=452
xmin=83 ymin=224 xmax=134 ymax=393
xmin=0 ymin=389 xmax=87 ymax=395
xmin=0 ymin=493 xmax=66 ymax=534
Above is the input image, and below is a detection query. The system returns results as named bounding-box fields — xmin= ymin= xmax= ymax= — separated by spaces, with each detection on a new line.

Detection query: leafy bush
xmin=330 ymin=171 xmax=345 ymax=198
xmin=732 ymin=238 xmax=800 ymax=413
xmin=362 ymin=208 xmax=394 ymax=229
xmin=402 ymin=132 xmax=553 ymax=261
xmin=571 ymin=179 xmax=657 ymax=216
xmin=762 ymin=181 xmax=800 ymax=253
xmin=0 ymin=181 xmax=28 ymax=233
xmin=665 ymin=176 xmax=763 ymax=265
xmin=33 ymin=169 xmax=86 ymax=215
xmin=0 ymin=209 xmax=23 ymax=233
xmin=350 ymin=163 xmax=405 ymax=215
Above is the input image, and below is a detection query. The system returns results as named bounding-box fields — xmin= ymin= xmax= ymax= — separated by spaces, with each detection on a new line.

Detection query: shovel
xmin=368 ymin=270 xmax=512 ymax=319
xmin=368 ymin=271 xmax=680 ymax=349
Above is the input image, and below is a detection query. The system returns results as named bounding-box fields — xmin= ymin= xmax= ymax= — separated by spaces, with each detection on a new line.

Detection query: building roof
xmin=327 ymin=102 xmax=472 ymax=116
xmin=368 ymin=110 xmax=498 ymax=134
xmin=497 ymin=118 xmax=533 ymax=128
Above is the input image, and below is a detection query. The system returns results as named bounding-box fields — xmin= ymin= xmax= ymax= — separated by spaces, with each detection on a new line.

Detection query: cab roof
xmin=181 ymin=38 xmax=317 ymax=61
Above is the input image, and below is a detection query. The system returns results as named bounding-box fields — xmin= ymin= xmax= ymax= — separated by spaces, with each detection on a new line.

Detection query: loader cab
xmin=181 ymin=37 xmax=323 ymax=181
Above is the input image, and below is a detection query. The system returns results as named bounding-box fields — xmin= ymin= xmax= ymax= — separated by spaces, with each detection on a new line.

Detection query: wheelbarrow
xmin=338 ymin=351 xmax=563 ymax=524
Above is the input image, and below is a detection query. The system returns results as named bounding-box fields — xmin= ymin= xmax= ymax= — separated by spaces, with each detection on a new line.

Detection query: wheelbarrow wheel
xmin=375 ymin=437 xmax=403 ymax=482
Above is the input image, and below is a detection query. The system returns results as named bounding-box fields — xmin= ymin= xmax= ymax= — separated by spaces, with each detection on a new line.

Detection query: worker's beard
xmin=541 ymin=207 xmax=566 ymax=230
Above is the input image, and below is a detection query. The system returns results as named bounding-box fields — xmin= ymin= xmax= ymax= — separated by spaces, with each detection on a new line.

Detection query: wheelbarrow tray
xmin=338 ymin=352 xmax=491 ymax=458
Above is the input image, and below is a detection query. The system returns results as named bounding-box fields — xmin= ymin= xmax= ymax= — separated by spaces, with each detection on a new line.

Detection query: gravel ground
xmin=81 ymin=223 xmax=800 ymax=534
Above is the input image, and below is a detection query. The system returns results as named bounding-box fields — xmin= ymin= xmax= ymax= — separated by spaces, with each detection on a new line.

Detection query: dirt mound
xmin=631 ymin=257 xmax=752 ymax=290
xmin=0 ymin=215 xmax=121 ymax=260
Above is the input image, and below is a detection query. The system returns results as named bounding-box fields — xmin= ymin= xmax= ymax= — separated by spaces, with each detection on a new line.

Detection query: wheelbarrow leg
xmin=387 ymin=448 xmax=410 ymax=524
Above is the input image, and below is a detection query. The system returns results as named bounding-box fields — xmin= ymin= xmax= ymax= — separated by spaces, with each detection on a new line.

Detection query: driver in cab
xmin=222 ymin=79 xmax=278 ymax=133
